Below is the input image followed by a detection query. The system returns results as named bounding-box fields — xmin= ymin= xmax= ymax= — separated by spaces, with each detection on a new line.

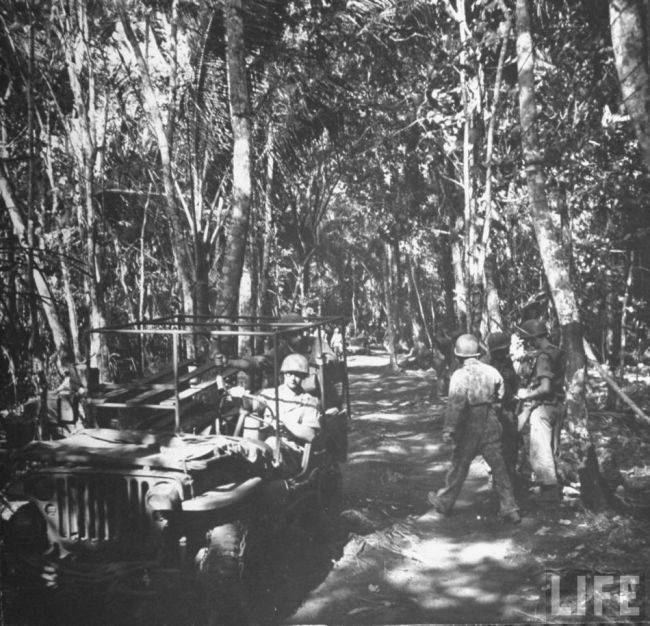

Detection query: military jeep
xmin=0 ymin=315 xmax=350 ymax=622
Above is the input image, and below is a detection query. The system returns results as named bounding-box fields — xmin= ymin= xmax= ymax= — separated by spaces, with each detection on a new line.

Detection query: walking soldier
xmin=428 ymin=334 xmax=520 ymax=523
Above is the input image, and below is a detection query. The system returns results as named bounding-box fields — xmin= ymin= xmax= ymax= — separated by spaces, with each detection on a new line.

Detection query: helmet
xmin=487 ymin=332 xmax=510 ymax=352
xmin=454 ymin=334 xmax=481 ymax=358
xmin=517 ymin=319 xmax=547 ymax=339
xmin=280 ymin=353 xmax=310 ymax=376
xmin=278 ymin=312 xmax=304 ymax=326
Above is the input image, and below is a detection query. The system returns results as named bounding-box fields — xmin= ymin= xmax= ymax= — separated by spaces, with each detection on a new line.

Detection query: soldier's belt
xmin=520 ymin=398 xmax=558 ymax=407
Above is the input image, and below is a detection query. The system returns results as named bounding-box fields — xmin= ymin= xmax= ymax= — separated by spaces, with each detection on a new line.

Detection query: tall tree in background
xmin=55 ymin=0 xmax=108 ymax=367
xmin=117 ymin=1 xmax=195 ymax=317
xmin=515 ymin=0 xmax=606 ymax=509
xmin=1 ymin=0 xmax=649 ymax=422
xmin=217 ymin=0 xmax=252 ymax=318
xmin=0 ymin=168 xmax=67 ymax=350
xmin=0 ymin=5 xmax=69 ymax=354
xmin=609 ymin=0 xmax=650 ymax=173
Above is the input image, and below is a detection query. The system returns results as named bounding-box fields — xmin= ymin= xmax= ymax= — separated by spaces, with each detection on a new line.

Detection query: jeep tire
xmin=197 ymin=521 xmax=254 ymax=626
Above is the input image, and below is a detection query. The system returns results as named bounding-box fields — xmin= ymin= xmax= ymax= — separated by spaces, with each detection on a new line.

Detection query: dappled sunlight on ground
xmin=286 ymin=353 xmax=546 ymax=624
xmin=269 ymin=352 xmax=650 ymax=624
xmin=289 ymin=524 xmax=541 ymax=624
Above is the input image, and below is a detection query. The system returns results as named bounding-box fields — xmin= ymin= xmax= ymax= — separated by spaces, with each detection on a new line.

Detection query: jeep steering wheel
xmin=242 ymin=414 xmax=268 ymax=427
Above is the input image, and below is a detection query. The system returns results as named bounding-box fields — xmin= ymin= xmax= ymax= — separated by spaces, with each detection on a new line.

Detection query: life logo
xmin=544 ymin=570 xmax=646 ymax=621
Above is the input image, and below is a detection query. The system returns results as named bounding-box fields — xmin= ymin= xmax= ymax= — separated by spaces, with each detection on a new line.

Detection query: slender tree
xmin=117 ymin=1 xmax=195 ymax=316
xmin=609 ymin=0 xmax=650 ymax=172
xmin=0 ymin=166 xmax=67 ymax=350
xmin=217 ymin=0 xmax=253 ymax=319
xmin=54 ymin=0 xmax=108 ymax=367
xmin=515 ymin=0 xmax=606 ymax=508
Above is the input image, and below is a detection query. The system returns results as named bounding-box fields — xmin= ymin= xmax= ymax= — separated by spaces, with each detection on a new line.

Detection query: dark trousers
xmin=437 ymin=407 xmax=518 ymax=515
xmin=499 ymin=408 xmax=518 ymax=482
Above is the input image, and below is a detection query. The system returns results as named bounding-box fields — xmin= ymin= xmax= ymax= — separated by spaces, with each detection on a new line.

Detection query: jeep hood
xmin=16 ymin=429 xmax=273 ymax=471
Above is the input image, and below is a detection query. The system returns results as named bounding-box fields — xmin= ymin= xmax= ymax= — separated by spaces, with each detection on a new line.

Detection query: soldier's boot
xmin=426 ymin=492 xmax=450 ymax=516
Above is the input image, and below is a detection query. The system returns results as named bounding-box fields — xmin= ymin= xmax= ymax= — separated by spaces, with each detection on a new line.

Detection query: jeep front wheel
xmin=197 ymin=521 xmax=253 ymax=626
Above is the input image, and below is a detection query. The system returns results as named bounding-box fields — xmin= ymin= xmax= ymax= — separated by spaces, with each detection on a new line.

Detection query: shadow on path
xmin=287 ymin=353 xmax=546 ymax=624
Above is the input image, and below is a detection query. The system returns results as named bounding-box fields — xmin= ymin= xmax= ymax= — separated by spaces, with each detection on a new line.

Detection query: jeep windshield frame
xmin=85 ymin=316 xmax=350 ymax=456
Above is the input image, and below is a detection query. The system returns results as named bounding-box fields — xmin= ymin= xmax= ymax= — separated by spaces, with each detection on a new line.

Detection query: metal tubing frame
xmin=85 ymin=315 xmax=350 ymax=435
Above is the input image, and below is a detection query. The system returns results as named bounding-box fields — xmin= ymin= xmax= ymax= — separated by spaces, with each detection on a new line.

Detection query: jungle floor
xmin=271 ymin=351 xmax=650 ymax=626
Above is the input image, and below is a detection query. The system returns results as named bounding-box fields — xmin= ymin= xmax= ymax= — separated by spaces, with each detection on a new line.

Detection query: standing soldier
xmin=45 ymin=347 xmax=87 ymax=440
xmin=514 ymin=319 xmax=564 ymax=504
xmin=427 ymin=334 xmax=520 ymax=523
xmin=330 ymin=326 xmax=344 ymax=359
xmin=485 ymin=332 xmax=519 ymax=482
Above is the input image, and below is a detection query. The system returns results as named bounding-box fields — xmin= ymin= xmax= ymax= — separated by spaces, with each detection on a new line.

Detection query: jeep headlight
xmin=145 ymin=482 xmax=181 ymax=513
xmin=5 ymin=503 xmax=49 ymax=554
xmin=24 ymin=475 xmax=56 ymax=501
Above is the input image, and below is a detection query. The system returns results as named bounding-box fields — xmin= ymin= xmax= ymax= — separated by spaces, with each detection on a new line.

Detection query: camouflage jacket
xmin=444 ymin=358 xmax=505 ymax=435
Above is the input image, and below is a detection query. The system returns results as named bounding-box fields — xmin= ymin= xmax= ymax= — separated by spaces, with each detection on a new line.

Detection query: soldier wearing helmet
xmin=427 ymin=334 xmax=520 ymax=523
xmin=514 ymin=319 xmax=564 ymax=503
xmin=234 ymin=353 xmax=322 ymax=474
xmin=484 ymin=332 xmax=519 ymax=481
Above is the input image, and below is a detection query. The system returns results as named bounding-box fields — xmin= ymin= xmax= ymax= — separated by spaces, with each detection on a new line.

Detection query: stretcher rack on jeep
xmin=84 ymin=315 xmax=349 ymax=440
xmin=0 ymin=315 xmax=350 ymax=623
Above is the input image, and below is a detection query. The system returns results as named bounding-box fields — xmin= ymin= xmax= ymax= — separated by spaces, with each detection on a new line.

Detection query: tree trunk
xmin=195 ymin=244 xmax=211 ymax=318
xmin=618 ymin=250 xmax=634 ymax=378
xmin=0 ymin=166 xmax=67 ymax=350
xmin=450 ymin=215 xmax=468 ymax=329
xmin=238 ymin=254 xmax=254 ymax=354
xmin=60 ymin=255 xmax=80 ymax=359
xmin=59 ymin=0 xmax=107 ymax=368
xmin=217 ymin=0 xmax=252 ymax=319
xmin=459 ymin=13 xmax=483 ymax=336
xmin=484 ymin=257 xmax=504 ymax=333
xmin=408 ymin=255 xmax=434 ymax=349
xmin=516 ymin=0 xmax=607 ymax=509
xmin=603 ymin=285 xmax=619 ymax=409
xmin=26 ymin=8 xmax=41 ymax=371
xmin=351 ymin=265 xmax=358 ymax=335
xmin=609 ymin=0 xmax=650 ymax=172
xmin=439 ymin=230 xmax=457 ymax=330
xmin=478 ymin=16 xmax=510 ymax=279
xmin=118 ymin=4 xmax=194 ymax=316
xmin=605 ymin=288 xmax=620 ymax=368
xmin=257 ymin=125 xmax=276 ymax=324
xmin=2 ymin=228 xmax=17 ymax=325
xmin=382 ymin=241 xmax=399 ymax=371
xmin=391 ymin=238 xmax=403 ymax=345
xmin=479 ymin=17 xmax=510 ymax=336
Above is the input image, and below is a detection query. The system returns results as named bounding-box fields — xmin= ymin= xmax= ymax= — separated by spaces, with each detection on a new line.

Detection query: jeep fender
xmin=181 ymin=477 xmax=262 ymax=512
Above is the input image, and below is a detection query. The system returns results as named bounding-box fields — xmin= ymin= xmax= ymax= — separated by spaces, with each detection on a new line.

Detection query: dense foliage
xmin=1 ymin=0 xmax=650 ymax=406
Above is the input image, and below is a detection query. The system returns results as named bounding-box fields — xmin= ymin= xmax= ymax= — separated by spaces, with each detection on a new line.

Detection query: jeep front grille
xmin=52 ymin=474 xmax=158 ymax=542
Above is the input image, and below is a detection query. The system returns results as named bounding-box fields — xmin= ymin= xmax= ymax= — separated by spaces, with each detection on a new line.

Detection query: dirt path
xmin=283 ymin=352 xmax=650 ymax=625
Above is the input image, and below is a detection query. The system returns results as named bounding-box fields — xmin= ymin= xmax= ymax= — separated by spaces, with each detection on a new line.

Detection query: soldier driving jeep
xmin=229 ymin=353 xmax=322 ymax=476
